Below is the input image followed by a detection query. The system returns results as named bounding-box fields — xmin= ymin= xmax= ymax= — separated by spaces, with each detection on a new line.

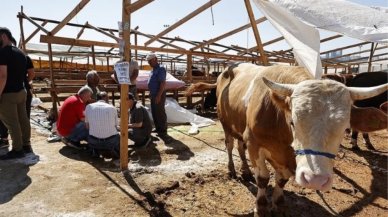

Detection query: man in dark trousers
xmin=0 ymin=37 xmax=35 ymax=149
xmin=0 ymin=27 xmax=32 ymax=159
xmin=146 ymin=52 xmax=172 ymax=143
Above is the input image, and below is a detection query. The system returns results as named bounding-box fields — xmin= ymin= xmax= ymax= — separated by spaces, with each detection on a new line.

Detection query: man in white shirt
xmin=85 ymin=91 xmax=120 ymax=159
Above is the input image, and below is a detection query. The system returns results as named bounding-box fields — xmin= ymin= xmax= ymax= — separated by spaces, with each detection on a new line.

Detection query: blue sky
xmin=1 ymin=0 xmax=387 ymax=54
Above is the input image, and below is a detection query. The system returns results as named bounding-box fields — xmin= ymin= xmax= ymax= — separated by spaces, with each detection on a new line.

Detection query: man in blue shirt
xmin=146 ymin=52 xmax=169 ymax=140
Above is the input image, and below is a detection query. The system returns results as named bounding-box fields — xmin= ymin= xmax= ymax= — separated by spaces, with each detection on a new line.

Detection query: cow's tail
xmin=185 ymin=82 xmax=217 ymax=96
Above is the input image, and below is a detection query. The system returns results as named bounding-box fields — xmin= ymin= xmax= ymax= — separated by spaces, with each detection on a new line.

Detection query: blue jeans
xmin=66 ymin=122 xmax=88 ymax=143
xmin=87 ymin=134 xmax=120 ymax=158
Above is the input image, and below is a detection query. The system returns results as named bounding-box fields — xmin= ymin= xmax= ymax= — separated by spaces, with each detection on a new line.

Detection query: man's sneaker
xmin=23 ymin=145 xmax=33 ymax=154
xmin=62 ymin=138 xmax=83 ymax=150
xmin=0 ymin=139 xmax=9 ymax=149
xmin=0 ymin=150 xmax=25 ymax=160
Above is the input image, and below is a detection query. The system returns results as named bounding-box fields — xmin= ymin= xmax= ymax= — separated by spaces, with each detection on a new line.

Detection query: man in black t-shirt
xmin=0 ymin=27 xmax=32 ymax=160
xmin=127 ymin=92 xmax=152 ymax=148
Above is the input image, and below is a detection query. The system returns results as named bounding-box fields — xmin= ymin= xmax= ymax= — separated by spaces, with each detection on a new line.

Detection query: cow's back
xmin=348 ymin=71 xmax=388 ymax=108
xmin=216 ymin=63 xmax=263 ymax=140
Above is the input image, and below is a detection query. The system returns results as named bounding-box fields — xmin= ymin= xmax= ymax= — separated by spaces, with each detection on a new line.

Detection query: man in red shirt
xmin=56 ymin=86 xmax=92 ymax=149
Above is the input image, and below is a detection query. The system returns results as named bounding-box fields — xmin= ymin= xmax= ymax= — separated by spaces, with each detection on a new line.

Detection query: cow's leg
xmin=225 ymin=133 xmax=237 ymax=178
xmin=251 ymin=149 xmax=270 ymax=217
xmin=237 ymin=140 xmax=253 ymax=181
xmin=350 ymin=130 xmax=360 ymax=150
xmin=362 ymin=133 xmax=376 ymax=150
xmin=271 ymin=169 xmax=292 ymax=213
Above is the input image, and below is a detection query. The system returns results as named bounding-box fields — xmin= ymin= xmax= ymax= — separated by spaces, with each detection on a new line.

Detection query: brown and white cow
xmin=186 ymin=63 xmax=388 ymax=215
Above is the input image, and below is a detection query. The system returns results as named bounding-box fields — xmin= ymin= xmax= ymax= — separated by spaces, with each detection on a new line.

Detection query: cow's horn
xmin=348 ymin=84 xmax=388 ymax=101
xmin=262 ymin=77 xmax=295 ymax=96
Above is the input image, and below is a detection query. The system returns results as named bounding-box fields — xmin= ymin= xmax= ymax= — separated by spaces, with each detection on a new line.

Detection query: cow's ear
xmin=269 ymin=91 xmax=291 ymax=112
xmin=350 ymin=106 xmax=387 ymax=132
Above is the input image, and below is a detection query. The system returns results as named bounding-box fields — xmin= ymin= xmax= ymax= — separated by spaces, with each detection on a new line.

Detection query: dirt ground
xmin=0 ymin=108 xmax=387 ymax=217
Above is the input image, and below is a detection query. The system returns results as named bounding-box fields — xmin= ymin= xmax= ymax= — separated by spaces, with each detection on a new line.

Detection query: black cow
xmin=203 ymin=88 xmax=217 ymax=110
xmin=347 ymin=71 xmax=388 ymax=150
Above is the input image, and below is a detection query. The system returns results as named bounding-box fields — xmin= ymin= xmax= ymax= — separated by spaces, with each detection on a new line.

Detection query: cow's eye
xmin=290 ymin=121 xmax=294 ymax=128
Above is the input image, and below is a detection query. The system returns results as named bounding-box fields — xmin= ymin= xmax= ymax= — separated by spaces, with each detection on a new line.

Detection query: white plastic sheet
xmin=253 ymin=0 xmax=323 ymax=78
xmin=268 ymin=0 xmax=388 ymax=44
xmin=145 ymin=98 xmax=215 ymax=134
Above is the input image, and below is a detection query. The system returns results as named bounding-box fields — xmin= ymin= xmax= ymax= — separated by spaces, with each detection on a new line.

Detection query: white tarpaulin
xmin=253 ymin=0 xmax=323 ymax=78
xmin=267 ymin=0 xmax=388 ymax=44
xmin=145 ymin=98 xmax=215 ymax=134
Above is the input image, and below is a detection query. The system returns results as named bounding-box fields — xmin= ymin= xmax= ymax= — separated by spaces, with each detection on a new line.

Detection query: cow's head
xmin=263 ymin=78 xmax=388 ymax=191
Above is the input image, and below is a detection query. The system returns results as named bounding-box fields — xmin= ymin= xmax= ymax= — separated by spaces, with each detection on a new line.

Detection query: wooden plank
xmin=144 ymin=0 xmax=221 ymax=46
xmin=320 ymin=41 xmax=371 ymax=55
xmin=367 ymin=43 xmax=376 ymax=72
xmin=50 ymin=0 xmax=90 ymax=36
xmin=86 ymin=22 xmax=121 ymax=41
xmin=68 ymin=22 xmax=87 ymax=52
xmin=125 ymin=0 xmax=154 ymax=13
xmin=18 ymin=8 xmax=26 ymax=52
xmin=25 ymin=20 xmax=48 ymax=44
xmin=19 ymin=12 xmax=50 ymax=34
xmin=120 ymin=0 xmax=131 ymax=170
xmin=244 ymin=0 xmax=268 ymax=65
xmin=191 ymin=16 xmax=267 ymax=51
xmin=40 ymin=35 xmax=257 ymax=61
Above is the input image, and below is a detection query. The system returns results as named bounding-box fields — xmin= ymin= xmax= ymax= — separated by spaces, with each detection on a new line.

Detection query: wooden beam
xmin=18 ymin=8 xmax=26 ymax=52
xmin=19 ymin=12 xmax=50 ymax=34
xmin=86 ymin=22 xmax=121 ymax=41
xmin=50 ymin=0 xmax=90 ymax=35
xmin=144 ymin=0 xmax=221 ymax=46
xmin=367 ymin=43 xmax=376 ymax=72
xmin=191 ymin=16 xmax=267 ymax=51
xmin=238 ymin=36 xmax=284 ymax=55
xmin=125 ymin=0 xmax=154 ymax=13
xmin=68 ymin=22 xmax=87 ymax=52
xmin=320 ymin=34 xmax=343 ymax=43
xmin=120 ymin=0 xmax=131 ymax=170
xmin=18 ymin=14 xmax=118 ymax=33
xmin=320 ymin=41 xmax=371 ymax=55
xmin=40 ymin=35 xmax=257 ymax=61
xmin=134 ymin=30 xmax=185 ymax=50
xmin=41 ymin=35 xmax=118 ymax=48
xmin=323 ymin=45 xmax=388 ymax=61
xmin=25 ymin=20 xmax=48 ymax=44
xmin=244 ymin=0 xmax=268 ymax=65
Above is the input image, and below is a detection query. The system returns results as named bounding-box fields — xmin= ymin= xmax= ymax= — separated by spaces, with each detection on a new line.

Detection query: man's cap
xmin=0 ymin=27 xmax=16 ymax=45
xmin=146 ymin=52 xmax=157 ymax=61
xmin=128 ymin=92 xmax=135 ymax=100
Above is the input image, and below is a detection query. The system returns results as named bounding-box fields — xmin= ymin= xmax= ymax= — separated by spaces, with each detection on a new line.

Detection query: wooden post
xmin=134 ymin=33 xmax=138 ymax=59
xmin=367 ymin=43 xmax=376 ymax=72
xmin=48 ymin=43 xmax=58 ymax=119
xmin=244 ymin=0 xmax=268 ymax=65
xmin=187 ymin=54 xmax=193 ymax=108
xmin=91 ymin=45 xmax=96 ymax=69
xmin=187 ymin=54 xmax=192 ymax=82
xmin=119 ymin=0 xmax=131 ymax=171
xmin=106 ymin=56 xmax=110 ymax=72
xmin=18 ymin=6 xmax=26 ymax=52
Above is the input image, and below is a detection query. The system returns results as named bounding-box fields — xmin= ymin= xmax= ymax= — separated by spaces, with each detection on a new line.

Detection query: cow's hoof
xmin=351 ymin=145 xmax=361 ymax=151
xmin=228 ymin=171 xmax=237 ymax=179
xmin=366 ymin=143 xmax=376 ymax=151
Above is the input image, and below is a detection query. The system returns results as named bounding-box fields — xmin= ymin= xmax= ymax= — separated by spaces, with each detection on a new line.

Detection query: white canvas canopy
xmin=253 ymin=0 xmax=388 ymax=78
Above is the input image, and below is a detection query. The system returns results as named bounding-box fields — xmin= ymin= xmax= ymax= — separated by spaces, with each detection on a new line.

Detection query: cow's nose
xmin=301 ymin=171 xmax=332 ymax=191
